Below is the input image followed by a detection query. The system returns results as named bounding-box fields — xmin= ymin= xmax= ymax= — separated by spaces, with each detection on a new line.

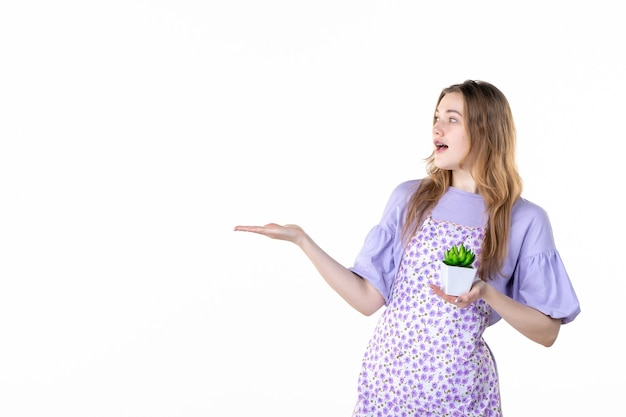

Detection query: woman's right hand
xmin=234 ymin=223 xmax=306 ymax=246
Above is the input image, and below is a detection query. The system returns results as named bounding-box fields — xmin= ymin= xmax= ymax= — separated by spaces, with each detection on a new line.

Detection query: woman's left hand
xmin=429 ymin=280 xmax=486 ymax=308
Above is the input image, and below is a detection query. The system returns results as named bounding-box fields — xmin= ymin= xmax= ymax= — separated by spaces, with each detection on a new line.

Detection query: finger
xmin=429 ymin=284 xmax=457 ymax=304
xmin=428 ymin=283 xmax=442 ymax=294
xmin=233 ymin=225 xmax=254 ymax=231
xmin=234 ymin=225 xmax=268 ymax=233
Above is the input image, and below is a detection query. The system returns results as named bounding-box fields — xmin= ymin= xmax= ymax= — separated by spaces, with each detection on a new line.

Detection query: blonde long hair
xmin=402 ymin=80 xmax=522 ymax=280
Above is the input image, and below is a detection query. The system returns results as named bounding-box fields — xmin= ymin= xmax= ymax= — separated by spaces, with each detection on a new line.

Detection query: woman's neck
xmin=451 ymin=170 xmax=477 ymax=193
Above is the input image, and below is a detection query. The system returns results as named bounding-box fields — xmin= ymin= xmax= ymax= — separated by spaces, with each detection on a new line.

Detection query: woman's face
xmin=432 ymin=92 xmax=470 ymax=172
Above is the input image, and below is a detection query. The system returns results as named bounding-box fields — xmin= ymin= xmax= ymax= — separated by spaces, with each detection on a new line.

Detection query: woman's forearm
xmin=481 ymin=283 xmax=561 ymax=347
xmin=298 ymin=234 xmax=385 ymax=316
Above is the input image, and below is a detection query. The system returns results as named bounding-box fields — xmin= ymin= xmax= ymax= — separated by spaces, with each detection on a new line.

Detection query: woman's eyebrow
xmin=437 ymin=108 xmax=463 ymax=117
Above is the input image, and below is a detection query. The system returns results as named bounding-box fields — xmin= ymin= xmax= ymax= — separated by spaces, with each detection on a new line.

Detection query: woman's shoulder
xmin=385 ymin=179 xmax=422 ymax=204
xmin=392 ymin=179 xmax=422 ymax=195
xmin=510 ymin=196 xmax=557 ymax=251
xmin=374 ymin=179 xmax=423 ymax=219
xmin=512 ymin=196 xmax=551 ymax=224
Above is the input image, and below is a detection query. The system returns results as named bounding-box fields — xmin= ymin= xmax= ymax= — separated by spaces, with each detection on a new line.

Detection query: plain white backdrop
xmin=1 ymin=1 xmax=623 ymax=416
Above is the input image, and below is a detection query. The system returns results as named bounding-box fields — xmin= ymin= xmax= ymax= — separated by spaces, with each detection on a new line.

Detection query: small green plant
xmin=443 ymin=244 xmax=475 ymax=268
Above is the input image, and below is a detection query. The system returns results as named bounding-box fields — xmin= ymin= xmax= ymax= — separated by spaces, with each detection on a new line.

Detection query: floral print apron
xmin=352 ymin=216 xmax=501 ymax=417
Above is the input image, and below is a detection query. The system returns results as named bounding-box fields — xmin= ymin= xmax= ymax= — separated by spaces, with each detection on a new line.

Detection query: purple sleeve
xmin=510 ymin=250 xmax=580 ymax=324
xmin=350 ymin=226 xmax=397 ymax=302
xmin=495 ymin=199 xmax=581 ymax=324
xmin=349 ymin=180 xmax=416 ymax=304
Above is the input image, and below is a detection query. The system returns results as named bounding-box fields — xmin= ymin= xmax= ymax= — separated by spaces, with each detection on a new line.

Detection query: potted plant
xmin=440 ymin=243 xmax=478 ymax=296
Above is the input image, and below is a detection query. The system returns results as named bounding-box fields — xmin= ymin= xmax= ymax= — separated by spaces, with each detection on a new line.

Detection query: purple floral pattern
xmin=352 ymin=217 xmax=501 ymax=417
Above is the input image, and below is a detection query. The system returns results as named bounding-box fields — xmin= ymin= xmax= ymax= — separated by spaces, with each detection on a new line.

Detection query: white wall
xmin=1 ymin=1 xmax=621 ymax=416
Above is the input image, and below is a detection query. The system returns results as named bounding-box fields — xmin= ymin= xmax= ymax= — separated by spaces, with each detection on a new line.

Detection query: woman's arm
xmin=430 ymin=281 xmax=561 ymax=347
xmin=234 ymin=223 xmax=386 ymax=316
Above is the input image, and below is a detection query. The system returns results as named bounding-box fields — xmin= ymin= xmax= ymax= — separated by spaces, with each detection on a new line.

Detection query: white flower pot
xmin=440 ymin=262 xmax=478 ymax=296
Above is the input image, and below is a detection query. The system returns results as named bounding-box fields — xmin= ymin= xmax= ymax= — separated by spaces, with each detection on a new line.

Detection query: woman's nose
xmin=432 ymin=123 xmax=442 ymax=136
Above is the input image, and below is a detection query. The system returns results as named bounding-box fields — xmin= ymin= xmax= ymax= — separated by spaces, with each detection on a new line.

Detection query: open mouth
xmin=435 ymin=141 xmax=448 ymax=149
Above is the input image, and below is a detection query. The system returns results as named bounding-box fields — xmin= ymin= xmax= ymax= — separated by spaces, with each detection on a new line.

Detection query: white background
xmin=1 ymin=1 xmax=623 ymax=416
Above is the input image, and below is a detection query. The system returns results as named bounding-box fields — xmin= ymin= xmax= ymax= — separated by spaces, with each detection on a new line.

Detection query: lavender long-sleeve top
xmin=349 ymin=179 xmax=581 ymax=325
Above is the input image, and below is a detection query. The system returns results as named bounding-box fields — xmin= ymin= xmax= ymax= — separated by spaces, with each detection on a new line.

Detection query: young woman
xmin=234 ymin=80 xmax=580 ymax=416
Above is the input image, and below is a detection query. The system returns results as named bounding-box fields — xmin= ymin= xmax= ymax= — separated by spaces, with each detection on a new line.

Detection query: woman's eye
xmin=449 ymin=117 xmax=457 ymax=123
